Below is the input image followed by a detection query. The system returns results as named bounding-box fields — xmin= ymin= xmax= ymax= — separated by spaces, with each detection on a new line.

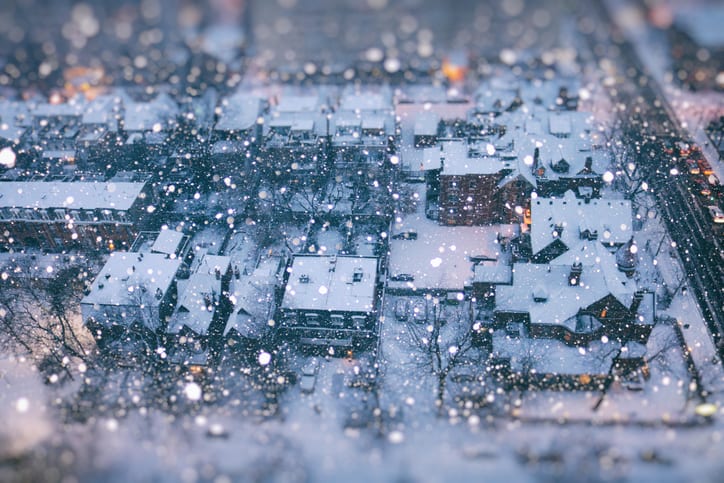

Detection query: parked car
xmin=708 ymin=205 xmax=724 ymax=224
xmin=697 ymin=158 xmax=714 ymax=176
xmin=691 ymin=175 xmax=712 ymax=197
xmin=390 ymin=273 xmax=414 ymax=282
xmin=684 ymin=158 xmax=700 ymax=175
xmin=394 ymin=299 xmax=409 ymax=321
xmin=411 ymin=301 xmax=427 ymax=323
xmin=392 ymin=230 xmax=418 ymax=240
xmin=300 ymin=358 xmax=319 ymax=393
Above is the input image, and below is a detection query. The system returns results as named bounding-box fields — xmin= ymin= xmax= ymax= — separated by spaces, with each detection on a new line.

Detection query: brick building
xmin=434 ymin=141 xmax=534 ymax=225
xmin=0 ymin=179 xmax=152 ymax=250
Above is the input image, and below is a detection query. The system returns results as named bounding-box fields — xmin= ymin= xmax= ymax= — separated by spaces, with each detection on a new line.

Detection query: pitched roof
xmin=530 ymin=190 xmax=632 ymax=256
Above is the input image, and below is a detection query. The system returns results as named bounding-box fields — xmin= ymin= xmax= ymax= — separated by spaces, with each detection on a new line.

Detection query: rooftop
xmin=282 ymin=255 xmax=378 ymax=313
xmin=215 ymin=94 xmax=265 ymax=132
xmin=168 ymin=274 xmax=220 ymax=336
xmin=0 ymin=181 xmax=147 ymax=211
xmin=530 ymin=190 xmax=632 ymax=256
xmin=151 ymin=229 xmax=185 ymax=257
xmin=496 ymin=245 xmax=636 ymax=332
xmin=81 ymin=251 xmax=181 ymax=308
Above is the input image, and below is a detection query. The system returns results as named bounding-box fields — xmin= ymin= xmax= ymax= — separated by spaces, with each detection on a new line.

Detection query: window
xmin=330 ymin=314 xmax=345 ymax=328
xmin=352 ymin=315 xmax=366 ymax=330
xmin=305 ymin=313 xmax=320 ymax=326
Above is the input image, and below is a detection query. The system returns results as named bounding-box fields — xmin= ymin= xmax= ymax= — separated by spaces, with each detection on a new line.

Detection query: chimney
xmin=569 ymin=262 xmax=582 ymax=286
xmin=584 ymin=156 xmax=593 ymax=173
xmin=630 ymin=290 xmax=645 ymax=313
xmin=215 ymin=267 xmax=221 ymax=280
xmin=533 ymin=147 xmax=540 ymax=170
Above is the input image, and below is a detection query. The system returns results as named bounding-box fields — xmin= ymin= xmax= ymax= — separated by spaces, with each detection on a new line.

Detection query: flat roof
xmin=151 ymin=229 xmax=185 ymax=256
xmin=0 ymin=181 xmax=147 ymax=211
xmin=282 ymin=255 xmax=378 ymax=313
xmin=81 ymin=252 xmax=181 ymax=308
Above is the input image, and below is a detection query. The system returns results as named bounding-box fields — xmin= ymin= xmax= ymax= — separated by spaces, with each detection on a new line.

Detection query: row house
xmin=0 ymin=179 xmax=152 ymax=250
xmin=277 ymin=254 xmax=381 ymax=349
xmin=81 ymin=249 xmax=183 ymax=344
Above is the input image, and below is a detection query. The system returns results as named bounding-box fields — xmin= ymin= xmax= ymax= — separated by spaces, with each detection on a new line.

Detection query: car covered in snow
xmin=300 ymin=358 xmax=319 ymax=393
xmin=394 ymin=299 xmax=409 ymax=321
xmin=390 ymin=273 xmax=414 ymax=282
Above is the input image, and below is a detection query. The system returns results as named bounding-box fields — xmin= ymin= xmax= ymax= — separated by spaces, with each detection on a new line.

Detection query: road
xmin=583 ymin=0 xmax=724 ymax=358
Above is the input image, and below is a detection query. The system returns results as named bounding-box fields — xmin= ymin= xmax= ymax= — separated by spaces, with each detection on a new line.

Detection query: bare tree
xmin=404 ymin=297 xmax=480 ymax=415
xmin=0 ymin=261 xmax=95 ymax=380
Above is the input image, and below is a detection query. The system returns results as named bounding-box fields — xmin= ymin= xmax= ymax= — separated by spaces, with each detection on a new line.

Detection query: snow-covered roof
xmin=414 ymin=112 xmax=440 ymax=136
xmin=224 ymin=256 xmax=281 ymax=339
xmin=473 ymin=260 xmax=513 ymax=284
xmin=151 ymin=229 xmax=185 ymax=257
xmin=167 ymin=274 xmax=220 ymax=336
xmin=276 ymin=95 xmax=319 ymax=113
xmin=214 ymin=94 xmax=264 ymax=132
xmin=530 ymin=190 xmax=632 ymax=256
xmin=33 ymin=101 xmax=84 ymax=118
xmin=548 ymin=112 xmax=572 ymax=136
xmin=122 ymin=92 xmax=179 ymax=132
xmin=493 ymin=332 xmax=620 ymax=375
xmin=496 ymin=247 xmax=636 ymax=332
xmin=340 ymin=91 xmax=392 ymax=112
xmin=0 ymin=181 xmax=147 ymax=211
xmin=83 ymin=95 xmax=120 ymax=130
xmin=81 ymin=252 xmax=181 ymax=308
xmin=440 ymin=140 xmax=515 ymax=176
xmin=0 ymin=100 xmax=29 ymax=142
xmin=282 ymin=255 xmax=378 ymax=313
xmin=388 ymin=207 xmax=515 ymax=291
xmin=191 ymin=252 xmax=231 ymax=277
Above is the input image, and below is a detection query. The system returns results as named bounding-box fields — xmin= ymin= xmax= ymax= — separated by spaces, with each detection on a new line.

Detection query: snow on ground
xmin=188 ymin=223 xmax=229 ymax=256
xmin=389 ymin=184 xmax=516 ymax=292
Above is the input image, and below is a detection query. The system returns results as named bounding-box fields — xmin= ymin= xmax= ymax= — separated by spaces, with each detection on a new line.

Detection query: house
xmin=25 ymin=100 xmax=86 ymax=169
xmin=0 ymin=100 xmax=29 ymax=150
xmin=224 ymin=255 xmax=284 ymax=348
xmin=434 ymin=140 xmax=534 ymax=225
xmin=334 ymin=87 xmax=395 ymax=151
xmin=165 ymin=251 xmax=232 ymax=367
xmin=211 ymin=93 xmax=266 ymax=181
xmin=261 ymin=93 xmax=330 ymax=184
xmin=75 ymin=94 xmax=123 ymax=167
xmin=120 ymin=91 xmax=179 ymax=160
xmin=150 ymin=228 xmax=188 ymax=259
xmin=81 ymin=250 xmax=182 ymax=342
xmin=493 ymin=241 xmax=652 ymax=346
xmin=0 ymin=179 xmax=153 ymax=250
xmin=278 ymin=254 xmax=381 ymax=348
xmin=529 ymin=190 xmax=633 ymax=263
